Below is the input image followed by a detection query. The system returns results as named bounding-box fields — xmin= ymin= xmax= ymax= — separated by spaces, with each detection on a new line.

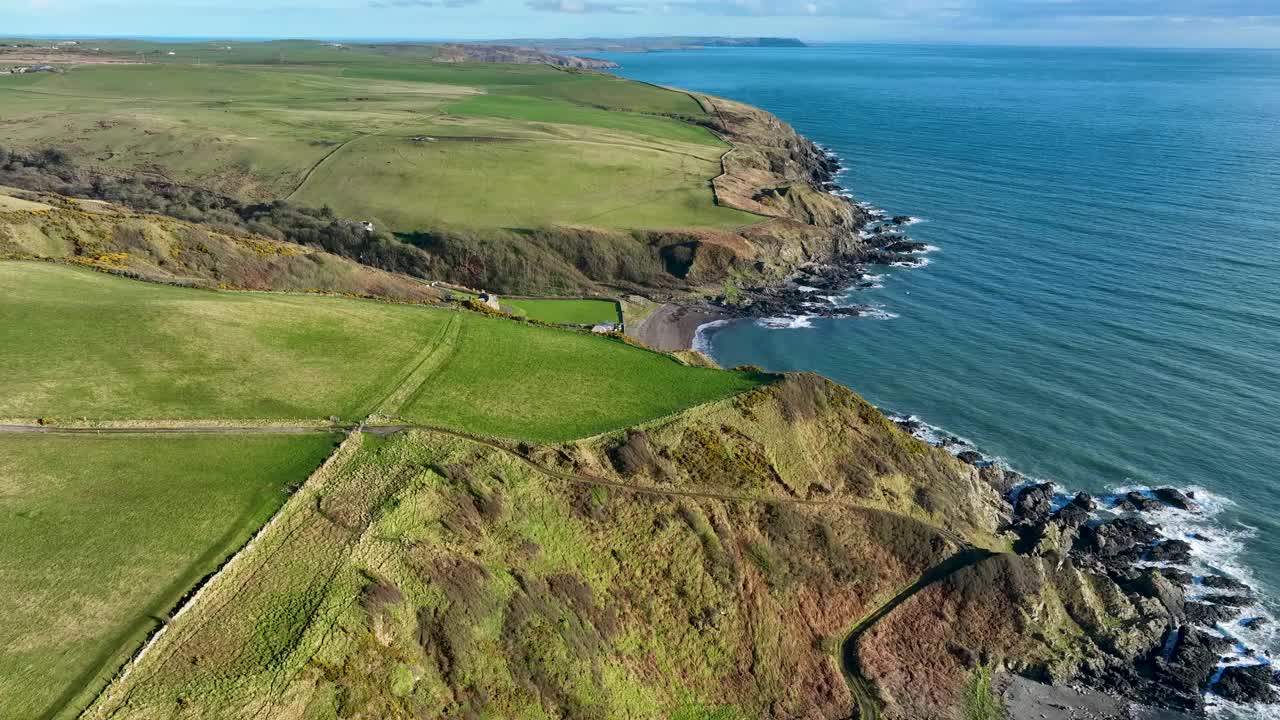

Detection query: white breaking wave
xmin=884 ymin=410 xmax=1278 ymax=716
xmin=892 ymin=257 xmax=932 ymax=268
xmin=860 ymin=306 xmax=899 ymax=320
xmin=910 ymin=244 xmax=942 ymax=254
xmin=756 ymin=315 xmax=817 ymax=330
xmin=691 ymin=319 xmax=730 ymax=355
xmin=1104 ymin=484 xmax=1280 ymax=676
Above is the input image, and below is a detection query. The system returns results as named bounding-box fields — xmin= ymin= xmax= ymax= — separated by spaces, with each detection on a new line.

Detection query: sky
xmin=3 ymin=0 xmax=1280 ymax=47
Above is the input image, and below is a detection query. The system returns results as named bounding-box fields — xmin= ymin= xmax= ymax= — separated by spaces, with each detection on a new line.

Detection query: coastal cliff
xmin=82 ymin=373 xmax=1267 ymax=719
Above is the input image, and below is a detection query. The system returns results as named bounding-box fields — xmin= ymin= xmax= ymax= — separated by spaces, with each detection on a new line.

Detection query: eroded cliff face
xmin=684 ymin=92 xmax=874 ymax=283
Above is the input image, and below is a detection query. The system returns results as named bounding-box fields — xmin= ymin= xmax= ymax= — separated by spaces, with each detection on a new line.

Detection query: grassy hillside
xmin=81 ymin=376 xmax=1017 ymax=720
xmin=0 ymin=187 xmax=448 ymax=301
xmin=0 ymin=262 xmax=764 ymax=438
xmin=0 ymin=431 xmax=339 ymax=720
xmin=0 ymin=49 xmax=757 ymax=233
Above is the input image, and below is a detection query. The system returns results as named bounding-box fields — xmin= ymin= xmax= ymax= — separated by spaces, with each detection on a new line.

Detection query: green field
xmin=0 ymin=44 xmax=760 ymax=232
xmin=505 ymin=297 xmax=621 ymax=325
xmin=0 ymin=431 xmax=339 ymax=720
xmin=0 ymin=262 xmax=454 ymax=421
xmin=0 ymin=262 xmax=765 ymax=439
xmin=399 ymin=312 xmax=761 ymax=441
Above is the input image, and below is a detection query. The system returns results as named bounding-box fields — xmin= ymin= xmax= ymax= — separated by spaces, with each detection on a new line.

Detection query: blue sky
xmin=3 ymin=0 xmax=1279 ymax=47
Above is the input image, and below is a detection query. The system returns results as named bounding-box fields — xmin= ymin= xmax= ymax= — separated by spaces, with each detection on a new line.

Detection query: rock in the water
xmin=882 ymin=239 xmax=928 ymax=254
xmin=1185 ymin=601 xmax=1241 ymax=626
xmin=1156 ymin=627 xmax=1232 ymax=698
xmin=1203 ymin=593 xmax=1254 ymax=608
xmin=1149 ymin=539 xmax=1193 ymax=564
xmin=1124 ymin=491 xmax=1162 ymax=512
xmin=1155 ymin=487 xmax=1199 ymax=512
xmin=1242 ymin=617 xmax=1268 ymax=630
xmin=891 ymin=215 xmax=913 ymax=225
xmin=1201 ymin=575 xmax=1250 ymax=592
xmin=1077 ymin=517 xmax=1161 ymax=561
xmin=955 ymin=450 xmax=984 ymax=465
xmin=1160 ymin=568 xmax=1195 ymax=586
xmin=893 ymin=417 xmax=924 ymax=434
xmin=1051 ymin=492 xmax=1098 ymax=529
xmin=1072 ymin=492 xmax=1097 ymax=511
xmin=1215 ymin=664 xmax=1279 ymax=704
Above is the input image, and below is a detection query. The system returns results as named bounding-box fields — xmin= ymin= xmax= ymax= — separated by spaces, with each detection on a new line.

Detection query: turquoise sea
xmin=600 ymin=45 xmax=1280 ymax=711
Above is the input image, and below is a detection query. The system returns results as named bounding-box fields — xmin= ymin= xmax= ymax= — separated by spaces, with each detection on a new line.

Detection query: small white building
xmin=478 ymin=292 xmax=501 ymax=311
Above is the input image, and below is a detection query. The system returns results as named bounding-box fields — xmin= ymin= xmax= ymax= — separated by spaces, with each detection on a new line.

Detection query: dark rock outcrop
xmin=1215 ymin=664 xmax=1279 ymax=704
xmin=1123 ymin=491 xmax=1161 ymax=512
xmin=1185 ymin=601 xmax=1241 ymax=626
xmin=1149 ymin=539 xmax=1193 ymax=564
xmin=1076 ymin=517 xmax=1161 ymax=564
xmin=1151 ymin=627 xmax=1233 ymax=711
xmin=1160 ymin=567 xmax=1195 ymax=586
xmin=1013 ymin=483 xmax=1055 ymax=526
xmin=1202 ymin=575 xmax=1250 ymax=592
xmin=1127 ymin=570 xmax=1185 ymax=623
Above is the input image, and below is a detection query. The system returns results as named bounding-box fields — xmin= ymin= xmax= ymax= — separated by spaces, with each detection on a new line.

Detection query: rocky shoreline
xmin=709 ymin=147 xmax=931 ymax=326
xmin=693 ymin=103 xmax=1280 ymax=715
xmin=892 ymin=414 xmax=1279 ymax=716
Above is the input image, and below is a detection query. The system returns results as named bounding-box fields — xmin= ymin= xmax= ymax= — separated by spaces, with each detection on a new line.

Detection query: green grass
xmin=289 ymin=120 xmax=752 ymax=231
xmin=0 ymin=431 xmax=339 ymax=720
xmin=0 ymin=262 xmax=453 ymax=421
xmin=445 ymin=94 xmax=720 ymax=146
xmin=0 ymin=46 xmax=760 ymax=231
xmin=964 ymin=663 xmax=1007 ymax=720
xmin=503 ymin=297 xmax=621 ymax=325
xmin=0 ymin=262 xmax=766 ymax=439
xmin=398 ymin=312 xmax=765 ymax=442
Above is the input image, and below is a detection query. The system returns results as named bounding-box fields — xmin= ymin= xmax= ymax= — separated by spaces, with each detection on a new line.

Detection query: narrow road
xmin=839 ymin=547 xmax=997 ymax=719
xmin=1 ymin=419 xmax=970 ymax=550
xmin=0 ymin=424 xmax=343 ymax=435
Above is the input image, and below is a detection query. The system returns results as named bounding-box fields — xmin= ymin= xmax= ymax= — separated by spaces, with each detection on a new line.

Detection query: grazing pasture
xmin=397 ymin=312 xmax=766 ymax=442
xmin=0 ymin=431 xmax=339 ymax=720
xmin=0 ymin=263 xmax=766 ymax=439
xmin=504 ymin=297 xmax=622 ymax=325
xmin=0 ymin=262 xmax=453 ymax=421
xmin=0 ymin=46 xmax=759 ymax=232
